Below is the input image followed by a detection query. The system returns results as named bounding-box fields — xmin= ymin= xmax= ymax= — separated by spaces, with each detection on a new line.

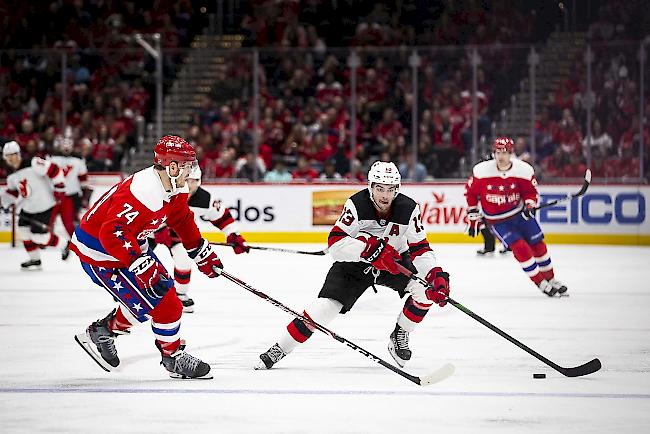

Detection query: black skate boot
xmin=21 ymin=259 xmax=42 ymax=270
xmin=74 ymin=310 xmax=128 ymax=371
xmin=61 ymin=241 xmax=71 ymax=260
xmin=254 ymin=343 xmax=286 ymax=370
xmin=476 ymin=248 xmax=495 ymax=256
xmin=549 ymin=278 xmax=568 ymax=295
xmin=538 ymin=280 xmax=559 ymax=297
xmin=499 ymin=245 xmax=511 ymax=254
xmin=159 ymin=345 xmax=212 ymax=379
xmin=388 ymin=324 xmax=411 ymax=367
xmin=177 ymin=292 xmax=195 ymax=313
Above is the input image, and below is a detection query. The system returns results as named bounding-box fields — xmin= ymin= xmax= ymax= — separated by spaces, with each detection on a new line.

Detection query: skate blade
xmin=169 ymin=372 xmax=213 ymax=380
xmin=182 ymin=306 xmax=194 ymax=313
xmin=387 ymin=341 xmax=408 ymax=368
xmin=74 ymin=333 xmax=116 ymax=372
xmin=20 ymin=266 xmax=42 ymax=271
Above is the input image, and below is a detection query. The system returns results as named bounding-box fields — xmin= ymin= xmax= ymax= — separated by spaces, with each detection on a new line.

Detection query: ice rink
xmin=1 ymin=242 xmax=649 ymax=433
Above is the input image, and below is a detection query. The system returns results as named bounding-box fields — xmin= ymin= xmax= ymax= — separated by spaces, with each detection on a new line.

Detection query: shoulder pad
xmin=390 ymin=193 xmax=417 ymax=225
xmin=350 ymin=189 xmax=375 ymax=220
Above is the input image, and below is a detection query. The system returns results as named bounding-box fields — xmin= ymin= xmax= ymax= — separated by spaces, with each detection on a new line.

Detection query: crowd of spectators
xmin=0 ymin=0 xmax=203 ymax=178
xmin=1 ymin=0 xmax=647 ymax=182
xmin=531 ymin=0 xmax=649 ymax=180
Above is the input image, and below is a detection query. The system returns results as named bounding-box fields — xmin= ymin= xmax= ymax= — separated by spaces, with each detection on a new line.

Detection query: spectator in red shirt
xmin=292 ymin=155 xmax=319 ymax=181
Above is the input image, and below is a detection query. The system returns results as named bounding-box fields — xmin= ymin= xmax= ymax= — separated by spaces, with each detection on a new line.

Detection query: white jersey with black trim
xmin=187 ymin=186 xmax=240 ymax=235
xmin=3 ymin=157 xmax=62 ymax=213
xmin=328 ymin=189 xmax=436 ymax=274
xmin=50 ymin=155 xmax=88 ymax=195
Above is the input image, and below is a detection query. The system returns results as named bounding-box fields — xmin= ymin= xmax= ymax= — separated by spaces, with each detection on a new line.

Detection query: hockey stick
xmin=14 ymin=212 xmax=52 ymax=232
xmin=217 ymin=268 xmax=455 ymax=386
xmin=534 ymin=169 xmax=592 ymax=212
xmin=395 ymin=263 xmax=601 ymax=378
xmin=211 ymin=242 xmax=328 ymax=256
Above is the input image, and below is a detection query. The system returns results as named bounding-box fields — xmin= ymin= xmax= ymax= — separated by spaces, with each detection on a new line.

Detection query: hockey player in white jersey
xmin=151 ymin=165 xmax=249 ymax=312
xmin=49 ymin=135 xmax=93 ymax=260
xmin=255 ymin=161 xmax=451 ymax=370
xmin=1 ymin=141 xmax=66 ymax=269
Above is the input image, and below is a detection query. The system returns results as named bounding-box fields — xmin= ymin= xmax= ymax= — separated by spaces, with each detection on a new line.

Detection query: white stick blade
xmin=585 ymin=169 xmax=592 ymax=183
xmin=419 ymin=363 xmax=455 ymax=386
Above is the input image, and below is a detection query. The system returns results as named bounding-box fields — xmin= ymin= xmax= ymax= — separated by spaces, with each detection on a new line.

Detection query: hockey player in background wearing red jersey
xmin=70 ymin=136 xmax=223 ymax=379
xmin=464 ymin=137 xmax=567 ymax=297
xmin=49 ymin=135 xmax=93 ymax=260
xmin=255 ymin=161 xmax=451 ymax=370
xmin=151 ymin=165 xmax=249 ymax=312
xmin=1 ymin=141 xmax=66 ymax=270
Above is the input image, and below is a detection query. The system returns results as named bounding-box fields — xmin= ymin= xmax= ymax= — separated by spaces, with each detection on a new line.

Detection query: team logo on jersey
xmin=18 ymin=179 xmax=30 ymax=198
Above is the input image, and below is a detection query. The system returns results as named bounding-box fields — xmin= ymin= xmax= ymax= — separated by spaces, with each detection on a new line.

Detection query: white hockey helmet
xmin=2 ymin=141 xmax=20 ymax=159
xmin=188 ymin=164 xmax=202 ymax=186
xmin=368 ymin=161 xmax=401 ymax=190
xmin=367 ymin=161 xmax=401 ymax=208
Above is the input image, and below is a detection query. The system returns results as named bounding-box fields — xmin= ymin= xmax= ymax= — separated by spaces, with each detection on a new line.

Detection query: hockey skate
xmin=498 ymin=246 xmax=511 ymax=254
xmin=388 ymin=324 xmax=411 ymax=367
xmin=61 ymin=241 xmax=71 ymax=260
xmin=538 ymin=280 xmax=559 ymax=297
xmin=74 ymin=310 xmax=129 ymax=372
xmin=549 ymin=278 xmax=568 ymax=295
xmin=476 ymin=248 xmax=495 ymax=256
xmin=159 ymin=346 xmax=212 ymax=379
xmin=177 ymin=292 xmax=195 ymax=313
xmin=20 ymin=259 xmax=42 ymax=271
xmin=254 ymin=343 xmax=286 ymax=370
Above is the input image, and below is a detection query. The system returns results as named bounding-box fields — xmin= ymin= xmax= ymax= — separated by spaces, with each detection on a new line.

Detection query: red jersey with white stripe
xmin=2 ymin=157 xmax=65 ymax=213
xmin=327 ymin=189 xmax=436 ymax=273
xmin=70 ymin=166 xmax=201 ymax=268
xmin=464 ymin=158 xmax=539 ymax=223
xmin=50 ymin=155 xmax=88 ymax=195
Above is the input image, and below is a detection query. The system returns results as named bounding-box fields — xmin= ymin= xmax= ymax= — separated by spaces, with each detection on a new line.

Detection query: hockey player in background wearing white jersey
xmin=151 ymin=165 xmax=249 ymax=312
xmin=1 ymin=141 xmax=66 ymax=270
xmin=49 ymin=135 xmax=93 ymax=260
xmin=256 ymin=161 xmax=451 ymax=370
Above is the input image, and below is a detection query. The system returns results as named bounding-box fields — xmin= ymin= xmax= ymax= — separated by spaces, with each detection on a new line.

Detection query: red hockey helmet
xmin=153 ymin=135 xmax=196 ymax=167
xmin=492 ymin=137 xmax=514 ymax=153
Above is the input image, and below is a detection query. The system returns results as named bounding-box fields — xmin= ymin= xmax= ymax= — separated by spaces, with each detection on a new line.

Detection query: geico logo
xmin=228 ymin=199 xmax=275 ymax=222
xmin=539 ymin=192 xmax=646 ymax=224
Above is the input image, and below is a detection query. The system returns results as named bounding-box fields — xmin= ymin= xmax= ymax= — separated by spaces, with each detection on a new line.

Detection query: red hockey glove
xmin=464 ymin=207 xmax=483 ymax=237
xmin=522 ymin=199 xmax=537 ymax=220
xmin=425 ymin=266 xmax=450 ymax=307
xmin=187 ymin=238 xmax=223 ymax=278
xmin=153 ymin=227 xmax=173 ymax=249
xmin=360 ymin=236 xmax=401 ymax=275
xmin=227 ymin=232 xmax=250 ymax=254
xmin=129 ymin=253 xmax=174 ymax=298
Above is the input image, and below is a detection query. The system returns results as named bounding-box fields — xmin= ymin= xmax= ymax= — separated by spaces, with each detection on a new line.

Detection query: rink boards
xmin=1 ymin=177 xmax=648 ymax=245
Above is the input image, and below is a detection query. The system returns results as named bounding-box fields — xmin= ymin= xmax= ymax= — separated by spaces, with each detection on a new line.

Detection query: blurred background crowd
xmin=1 ymin=0 xmax=648 ymax=182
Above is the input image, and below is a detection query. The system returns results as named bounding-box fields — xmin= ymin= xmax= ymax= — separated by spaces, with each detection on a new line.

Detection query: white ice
xmin=0 ymin=242 xmax=649 ymax=434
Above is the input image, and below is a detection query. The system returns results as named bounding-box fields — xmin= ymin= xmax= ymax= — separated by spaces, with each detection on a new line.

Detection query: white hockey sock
xmin=278 ymin=297 xmax=342 ymax=353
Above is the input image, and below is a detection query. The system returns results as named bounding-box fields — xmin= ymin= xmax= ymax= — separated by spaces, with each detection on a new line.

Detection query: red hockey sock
xmin=23 ymin=240 xmax=38 ymax=252
xmin=510 ymin=239 xmax=545 ymax=286
xmin=401 ymin=296 xmax=432 ymax=324
xmin=47 ymin=233 xmax=59 ymax=247
xmin=110 ymin=307 xmax=133 ymax=333
xmin=530 ymin=241 xmax=554 ymax=280
xmin=151 ymin=290 xmax=183 ymax=356
xmin=287 ymin=311 xmax=315 ymax=343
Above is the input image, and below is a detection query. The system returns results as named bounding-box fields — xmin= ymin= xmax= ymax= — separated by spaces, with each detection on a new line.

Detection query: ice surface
xmin=1 ymin=242 xmax=649 ymax=433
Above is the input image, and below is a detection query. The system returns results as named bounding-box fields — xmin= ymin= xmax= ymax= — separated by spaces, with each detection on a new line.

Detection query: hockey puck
xmin=533 ymin=373 xmax=546 ymax=379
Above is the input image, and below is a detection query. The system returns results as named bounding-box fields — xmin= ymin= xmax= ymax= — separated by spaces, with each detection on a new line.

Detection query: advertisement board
xmin=1 ymin=179 xmax=648 ymax=245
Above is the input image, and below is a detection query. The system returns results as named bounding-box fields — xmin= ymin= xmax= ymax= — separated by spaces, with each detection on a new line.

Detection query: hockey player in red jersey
xmin=464 ymin=137 xmax=567 ymax=296
xmin=70 ymin=135 xmax=223 ymax=379
xmin=49 ymin=135 xmax=93 ymax=260
xmin=1 ymin=141 xmax=66 ymax=270
xmin=255 ymin=161 xmax=451 ymax=370
xmin=151 ymin=165 xmax=249 ymax=312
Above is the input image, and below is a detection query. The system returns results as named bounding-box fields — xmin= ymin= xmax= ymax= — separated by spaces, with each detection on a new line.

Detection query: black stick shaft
xmin=211 ymin=242 xmax=327 ymax=256
xmin=219 ymin=270 xmax=424 ymax=385
xmin=395 ymin=263 xmax=600 ymax=377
